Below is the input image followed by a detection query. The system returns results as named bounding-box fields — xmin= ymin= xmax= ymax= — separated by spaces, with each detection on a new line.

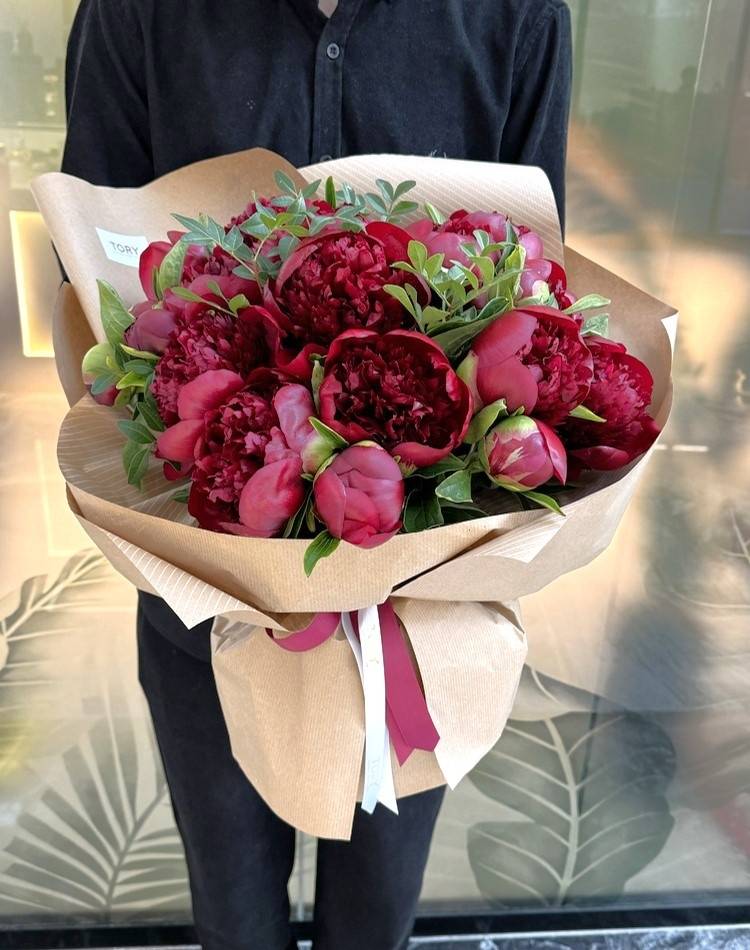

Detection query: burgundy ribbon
xmin=266 ymin=601 xmax=439 ymax=764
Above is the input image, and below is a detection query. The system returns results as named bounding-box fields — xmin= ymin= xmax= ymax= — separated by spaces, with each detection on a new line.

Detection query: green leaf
xmin=135 ymin=394 xmax=165 ymax=432
xmin=432 ymin=312 xmax=500 ymax=358
xmin=116 ymin=371 xmax=149 ymax=390
xmin=325 ymin=176 xmax=337 ymax=209
xmin=117 ymin=419 xmax=155 ymax=444
xmin=563 ymin=293 xmax=611 ymax=314
xmin=402 ymin=489 xmax=444 ymax=533
xmin=274 ymin=170 xmax=299 ymax=195
xmin=465 ymin=399 xmax=508 ymax=444
xmin=383 ymin=283 xmax=417 ymax=318
xmin=392 ymin=200 xmax=419 ymax=216
xmin=123 ymin=359 xmax=155 ymax=376
xmin=156 ymin=240 xmax=187 ymax=297
xmin=407 ymin=240 xmax=428 ymax=272
xmin=424 ymin=201 xmax=445 ymax=225
xmin=393 ymin=180 xmax=417 ymax=200
xmin=81 ymin=342 xmax=116 ymax=379
xmin=521 ymin=490 xmax=565 ymax=516
xmin=169 ymin=286 xmax=204 ymax=303
xmin=98 ymin=280 xmax=134 ymax=346
xmin=581 ymin=313 xmax=610 ymax=337
xmin=120 ymin=343 xmax=159 ymax=361
xmin=309 ymin=417 xmax=348 ymax=448
xmin=311 ymin=360 xmax=325 ymax=414
xmin=304 ymin=530 xmax=340 ymax=576
xmin=228 ymin=294 xmax=251 ymax=313
xmin=122 ymin=440 xmax=151 ymax=488
xmin=412 ymin=454 xmax=466 ymax=479
xmin=568 ymin=404 xmax=607 ymax=423
xmin=439 ymin=500 xmax=486 ymax=523
xmin=283 ymin=492 xmax=313 ymax=539
xmin=171 ymin=485 xmax=190 ymax=503
xmin=435 ymin=469 xmax=473 ymax=504
xmin=90 ymin=373 xmax=118 ymax=396
xmin=301 ymin=178 xmax=321 ymax=198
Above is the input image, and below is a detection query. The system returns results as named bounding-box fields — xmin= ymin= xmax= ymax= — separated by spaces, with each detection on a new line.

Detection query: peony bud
xmin=483 ymin=415 xmax=567 ymax=491
xmin=124 ymin=300 xmax=177 ymax=355
xmin=313 ymin=443 xmax=404 ymax=548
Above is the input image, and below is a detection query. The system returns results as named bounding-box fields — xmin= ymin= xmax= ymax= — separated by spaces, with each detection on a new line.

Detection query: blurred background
xmin=0 ymin=0 xmax=748 ymax=939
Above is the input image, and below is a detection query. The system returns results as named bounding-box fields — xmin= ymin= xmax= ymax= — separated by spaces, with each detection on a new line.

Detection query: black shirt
xmin=61 ymin=0 xmax=572 ymax=658
xmin=62 ymin=0 xmax=572 ymax=225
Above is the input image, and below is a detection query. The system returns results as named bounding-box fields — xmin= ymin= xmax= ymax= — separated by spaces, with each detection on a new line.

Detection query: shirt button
xmin=326 ymin=42 xmax=341 ymax=60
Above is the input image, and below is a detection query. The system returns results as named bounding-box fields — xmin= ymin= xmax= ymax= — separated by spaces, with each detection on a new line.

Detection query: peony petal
xmin=536 ymin=419 xmax=568 ymax=484
xmin=155 ymin=419 xmax=204 ymax=463
xmin=176 ymin=369 xmax=245 ymax=420
xmin=313 ymin=466 xmax=347 ymax=539
xmin=138 ymin=240 xmax=171 ymax=299
xmin=273 ymin=384 xmax=316 ymax=453
xmin=478 ymin=356 xmax=538 ymax=414
xmin=238 ymin=457 xmax=305 ymax=536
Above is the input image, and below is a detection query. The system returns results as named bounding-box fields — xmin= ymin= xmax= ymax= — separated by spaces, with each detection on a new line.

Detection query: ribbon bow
xmin=266 ymin=600 xmax=440 ymax=814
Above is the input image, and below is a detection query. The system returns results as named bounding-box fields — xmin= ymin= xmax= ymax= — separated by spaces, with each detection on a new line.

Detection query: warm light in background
xmin=9 ymin=209 xmax=59 ymax=357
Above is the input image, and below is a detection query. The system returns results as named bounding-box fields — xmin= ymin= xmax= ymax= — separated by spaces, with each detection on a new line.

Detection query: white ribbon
xmin=341 ymin=607 xmax=399 ymax=815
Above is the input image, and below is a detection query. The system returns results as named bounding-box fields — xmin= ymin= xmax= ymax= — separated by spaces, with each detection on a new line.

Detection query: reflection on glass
xmin=0 ymin=0 xmax=748 ymax=927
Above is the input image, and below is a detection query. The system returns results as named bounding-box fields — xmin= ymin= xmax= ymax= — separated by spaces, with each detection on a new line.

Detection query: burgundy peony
xmin=318 ymin=329 xmax=473 ymax=467
xmin=265 ymin=222 xmax=427 ymax=345
xmin=151 ymin=302 xmax=285 ymax=423
xmin=483 ymin=415 xmax=567 ymax=491
xmin=559 ymin=335 xmax=660 ymax=470
xmin=461 ymin=306 xmax=593 ymax=425
xmin=124 ymin=299 xmax=178 ymax=354
xmin=156 ymin=370 xmax=308 ymax=535
xmin=314 ymin=443 xmax=404 ymax=548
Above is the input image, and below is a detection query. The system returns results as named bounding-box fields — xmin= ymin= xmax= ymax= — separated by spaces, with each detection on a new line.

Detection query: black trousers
xmin=136 ymin=594 xmax=445 ymax=950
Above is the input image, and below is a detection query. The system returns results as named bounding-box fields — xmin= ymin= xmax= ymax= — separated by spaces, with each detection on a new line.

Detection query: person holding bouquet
xmin=61 ymin=1 xmax=572 ymax=947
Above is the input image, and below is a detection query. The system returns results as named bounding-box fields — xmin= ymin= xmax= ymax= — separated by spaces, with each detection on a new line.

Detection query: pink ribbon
xmin=266 ymin=601 xmax=439 ymax=764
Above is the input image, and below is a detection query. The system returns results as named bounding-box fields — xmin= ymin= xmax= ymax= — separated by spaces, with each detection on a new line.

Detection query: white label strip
xmin=95 ymin=227 xmax=149 ymax=267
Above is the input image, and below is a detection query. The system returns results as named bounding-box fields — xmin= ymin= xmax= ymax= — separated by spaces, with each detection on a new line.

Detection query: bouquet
xmin=81 ymin=171 xmax=660 ymax=575
xmin=34 ymin=150 xmax=675 ymax=838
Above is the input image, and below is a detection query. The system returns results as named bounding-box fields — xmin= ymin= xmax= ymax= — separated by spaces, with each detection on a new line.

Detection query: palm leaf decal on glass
xmin=0 ymin=552 xmax=113 ymax=780
xmin=0 ymin=699 xmax=188 ymax=915
xmin=467 ymin=709 xmax=676 ymax=906
xmin=0 ymin=550 xmax=188 ymax=916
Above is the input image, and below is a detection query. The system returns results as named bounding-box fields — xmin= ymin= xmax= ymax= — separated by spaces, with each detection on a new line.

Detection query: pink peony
xmin=483 ymin=416 xmax=567 ymax=491
xmin=461 ymin=306 xmax=593 ymax=425
xmin=313 ymin=443 xmax=404 ymax=548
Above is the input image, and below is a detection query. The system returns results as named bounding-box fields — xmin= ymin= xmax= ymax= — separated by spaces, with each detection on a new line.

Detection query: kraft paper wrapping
xmin=34 ymin=150 xmax=676 ymax=838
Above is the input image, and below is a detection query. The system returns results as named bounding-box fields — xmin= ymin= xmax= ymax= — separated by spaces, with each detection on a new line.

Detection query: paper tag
xmin=95 ymin=227 xmax=149 ymax=267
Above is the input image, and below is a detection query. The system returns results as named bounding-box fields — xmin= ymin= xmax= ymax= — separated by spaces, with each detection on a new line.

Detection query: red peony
xmin=559 ymin=335 xmax=660 ymax=470
xmin=462 ymin=306 xmax=593 ymax=425
xmin=318 ymin=329 xmax=473 ymax=467
xmin=151 ymin=301 xmax=285 ymax=423
xmin=264 ymin=222 xmax=427 ymax=345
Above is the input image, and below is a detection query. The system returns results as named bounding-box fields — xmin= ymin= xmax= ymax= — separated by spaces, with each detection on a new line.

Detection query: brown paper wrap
xmin=34 ymin=151 xmax=676 ymax=838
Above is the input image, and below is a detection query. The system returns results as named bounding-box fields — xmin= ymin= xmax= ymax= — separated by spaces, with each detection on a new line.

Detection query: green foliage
xmin=304 ymin=530 xmax=340 ymax=575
